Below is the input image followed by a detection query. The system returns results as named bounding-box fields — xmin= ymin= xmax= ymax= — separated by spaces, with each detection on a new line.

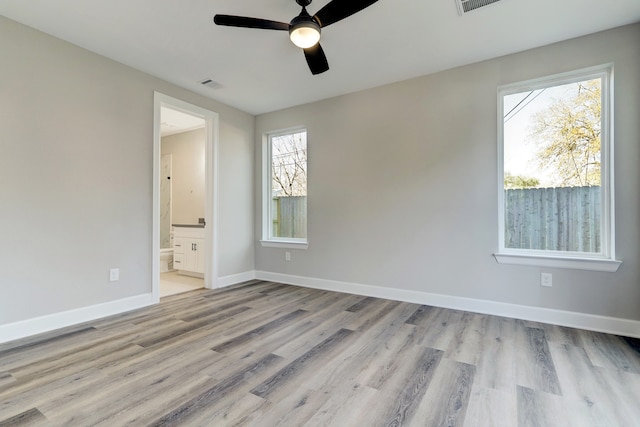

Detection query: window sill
xmin=260 ymin=240 xmax=309 ymax=250
xmin=493 ymin=253 xmax=622 ymax=272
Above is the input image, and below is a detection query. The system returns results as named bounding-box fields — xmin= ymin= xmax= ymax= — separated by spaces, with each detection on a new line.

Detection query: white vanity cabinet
xmin=173 ymin=226 xmax=205 ymax=276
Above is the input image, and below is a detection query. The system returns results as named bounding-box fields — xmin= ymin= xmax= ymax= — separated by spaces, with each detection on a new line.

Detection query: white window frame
xmin=494 ymin=64 xmax=621 ymax=272
xmin=260 ymin=127 xmax=309 ymax=249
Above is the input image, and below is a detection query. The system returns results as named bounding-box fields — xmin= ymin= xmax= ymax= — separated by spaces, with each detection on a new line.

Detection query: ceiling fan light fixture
xmin=289 ymin=21 xmax=321 ymax=48
xmin=214 ymin=0 xmax=382 ymax=75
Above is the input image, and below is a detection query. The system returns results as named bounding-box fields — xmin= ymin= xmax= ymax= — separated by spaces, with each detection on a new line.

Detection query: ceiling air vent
xmin=456 ymin=0 xmax=502 ymax=15
xmin=199 ymin=79 xmax=223 ymax=90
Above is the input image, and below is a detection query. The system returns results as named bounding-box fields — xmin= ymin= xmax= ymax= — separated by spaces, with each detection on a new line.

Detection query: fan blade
xmin=313 ymin=0 xmax=379 ymax=28
xmin=213 ymin=15 xmax=289 ymax=31
xmin=304 ymin=43 xmax=329 ymax=75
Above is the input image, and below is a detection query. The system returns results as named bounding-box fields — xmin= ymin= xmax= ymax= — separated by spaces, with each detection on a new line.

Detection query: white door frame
xmin=152 ymin=92 xmax=219 ymax=302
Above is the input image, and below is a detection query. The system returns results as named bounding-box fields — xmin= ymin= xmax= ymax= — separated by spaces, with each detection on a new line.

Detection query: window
xmin=261 ymin=128 xmax=308 ymax=248
xmin=495 ymin=65 xmax=620 ymax=271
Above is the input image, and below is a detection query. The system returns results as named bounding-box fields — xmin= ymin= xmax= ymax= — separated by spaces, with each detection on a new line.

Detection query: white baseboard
xmin=217 ymin=270 xmax=256 ymax=289
xmin=4 ymin=271 xmax=637 ymax=345
xmin=255 ymin=271 xmax=640 ymax=339
xmin=0 ymin=293 xmax=154 ymax=345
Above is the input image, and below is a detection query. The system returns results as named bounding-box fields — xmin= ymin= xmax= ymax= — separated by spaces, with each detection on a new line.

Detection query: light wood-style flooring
xmin=1 ymin=281 xmax=639 ymax=426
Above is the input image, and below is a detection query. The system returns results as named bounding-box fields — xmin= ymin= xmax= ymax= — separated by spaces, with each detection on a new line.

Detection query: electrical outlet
xmin=285 ymin=251 xmax=291 ymax=262
xmin=541 ymin=272 xmax=552 ymax=287
xmin=109 ymin=268 xmax=120 ymax=282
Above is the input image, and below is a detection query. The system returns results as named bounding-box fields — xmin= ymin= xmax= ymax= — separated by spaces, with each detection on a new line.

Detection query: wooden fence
xmin=504 ymin=186 xmax=601 ymax=252
xmin=272 ymin=196 xmax=307 ymax=238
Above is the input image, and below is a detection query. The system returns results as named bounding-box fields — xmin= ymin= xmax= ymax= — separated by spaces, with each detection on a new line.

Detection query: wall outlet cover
xmin=109 ymin=268 xmax=120 ymax=282
xmin=541 ymin=272 xmax=552 ymax=287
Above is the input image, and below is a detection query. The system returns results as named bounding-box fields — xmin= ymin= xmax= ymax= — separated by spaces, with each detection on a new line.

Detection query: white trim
xmin=255 ymin=271 xmax=640 ymax=338
xmin=153 ymin=93 xmax=220 ymax=299
xmin=4 ymin=272 xmax=637 ymax=344
xmin=493 ymin=253 xmax=622 ymax=271
xmin=0 ymin=294 xmax=154 ymax=344
xmin=217 ymin=270 xmax=257 ymax=289
xmin=497 ymin=64 xmax=616 ymax=266
xmin=262 ymin=127 xmax=308 ymax=245
xmin=153 ymin=98 xmax=161 ymax=303
xmin=259 ymin=240 xmax=309 ymax=250
xmin=261 ymin=132 xmax=270 ymax=244
xmin=206 ymin=112 xmax=220 ymax=290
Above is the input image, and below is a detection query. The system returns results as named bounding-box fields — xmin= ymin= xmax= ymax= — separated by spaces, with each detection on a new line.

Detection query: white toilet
xmin=160 ymin=248 xmax=174 ymax=272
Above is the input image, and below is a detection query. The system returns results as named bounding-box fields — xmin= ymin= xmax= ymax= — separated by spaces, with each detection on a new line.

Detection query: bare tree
xmin=271 ymin=132 xmax=307 ymax=197
xmin=531 ymin=79 xmax=601 ymax=187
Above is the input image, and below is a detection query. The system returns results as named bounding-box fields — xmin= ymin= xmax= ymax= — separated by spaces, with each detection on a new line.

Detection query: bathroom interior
xmin=159 ymin=107 xmax=207 ymax=297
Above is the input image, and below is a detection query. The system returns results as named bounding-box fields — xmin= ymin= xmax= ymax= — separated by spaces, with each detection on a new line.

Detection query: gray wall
xmin=0 ymin=16 xmax=255 ymax=325
xmin=255 ymin=24 xmax=640 ymax=321
xmin=161 ymin=128 xmax=206 ymax=225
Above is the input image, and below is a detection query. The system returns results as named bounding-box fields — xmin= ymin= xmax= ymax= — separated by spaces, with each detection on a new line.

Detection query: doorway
xmin=152 ymin=93 xmax=219 ymax=302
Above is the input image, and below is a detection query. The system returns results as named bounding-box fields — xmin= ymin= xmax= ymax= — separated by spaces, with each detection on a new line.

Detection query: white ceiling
xmin=1 ymin=0 xmax=639 ymax=115
xmin=160 ymin=107 xmax=205 ymax=137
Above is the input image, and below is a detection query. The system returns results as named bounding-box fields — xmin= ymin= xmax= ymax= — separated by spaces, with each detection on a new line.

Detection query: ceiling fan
xmin=213 ymin=0 xmax=380 ymax=75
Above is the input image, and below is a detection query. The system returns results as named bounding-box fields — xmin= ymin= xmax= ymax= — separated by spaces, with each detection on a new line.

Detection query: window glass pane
xmin=503 ymin=78 xmax=602 ymax=253
xmin=270 ymin=131 xmax=307 ymax=239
